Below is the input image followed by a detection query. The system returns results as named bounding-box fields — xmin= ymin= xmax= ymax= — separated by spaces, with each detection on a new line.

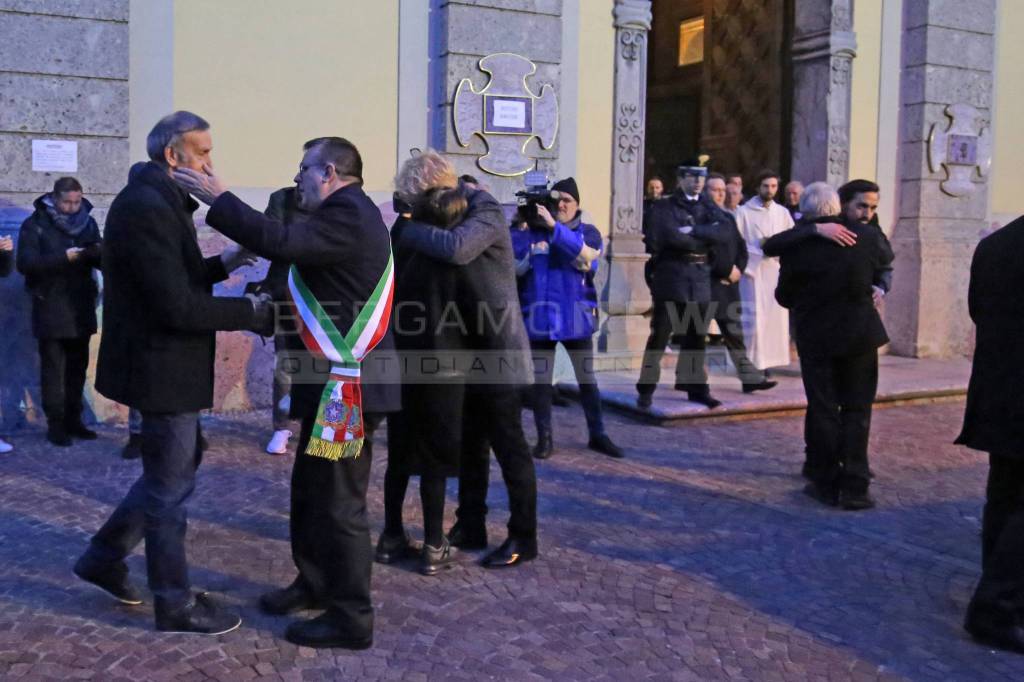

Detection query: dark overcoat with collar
xmin=96 ymin=162 xmax=256 ymax=413
xmin=956 ymin=216 xmax=1024 ymax=455
xmin=16 ymin=195 xmax=102 ymax=339
xmin=206 ymin=183 xmax=401 ymax=418
xmin=774 ymin=218 xmax=889 ymax=360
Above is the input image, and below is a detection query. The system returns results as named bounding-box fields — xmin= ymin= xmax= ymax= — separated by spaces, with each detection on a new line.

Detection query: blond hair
xmin=394 ymin=149 xmax=458 ymax=205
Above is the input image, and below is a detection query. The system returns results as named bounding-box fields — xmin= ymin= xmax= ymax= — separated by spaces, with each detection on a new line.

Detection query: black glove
xmin=246 ymin=293 xmax=275 ymax=337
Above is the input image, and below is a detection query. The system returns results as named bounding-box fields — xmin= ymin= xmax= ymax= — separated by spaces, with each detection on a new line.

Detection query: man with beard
xmin=16 ymin=177 xmax=102 ymax=447
xmin=637 ymin=158 xmax=729 ymax=409
xmin=175 ymin=136 xmax=399 ymax=649
xmin=703 ymin=174 xmax=777 ymax=393
xmin=735 ymin=170 xmax=794 ymax=374
xmin=763 ymin=179 xmax=893 ymax=307
xmin=74 ymin=111 xmax=267 ymax=635
xmin=956 ymin=215 xmax=1024 ymax=654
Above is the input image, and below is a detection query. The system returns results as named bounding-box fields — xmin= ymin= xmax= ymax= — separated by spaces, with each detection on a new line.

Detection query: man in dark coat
xmin=175 ymin=136 xmax=400 ymax=649
xmin=74 ymin=112 xmax=265 ymax=636
xmin=704 ymin=174 xmax=776 ymax=392
xmin=637 ymin=159 xmax=730 ymax=409
xmin=773 ymin=183 xmax=890 ymax=511
xmin=956 ymin=216 xmax=1024 ymax=654
xmin=16 ymin=177 xmax=102 ymax=446
xmin=395 ymin=156 xmax=538 ymax=570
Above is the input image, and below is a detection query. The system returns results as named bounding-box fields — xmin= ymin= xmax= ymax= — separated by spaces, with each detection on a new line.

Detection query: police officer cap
xmin=677 ymin=155 xmax=711 ymax=177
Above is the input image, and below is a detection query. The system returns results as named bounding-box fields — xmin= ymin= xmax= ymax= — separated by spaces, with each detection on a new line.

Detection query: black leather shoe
xmin=688 ymin=392 xmax=722 ymax=409
xmin=47 ymin=425 xmax=72 ymax=447
xmin=121 ymin=433 xmax=143 ymax=460
xmin=67 ymin=422 xmax=98 ymax=440
xmin=374 ymin=531 xmax=420 ymax=565
xmin=155 ymin=592 xmax=241 ymax=635
xmin=447 ymin=521 xmax=487 ymax=550
xmin=742 ymin=380 xmax=778 ymax=394
xmin=420 ymin=540 xmax=457 ymax=576
xmin=840 ymin=490 xmax=876 ymax=511
xmin=803 ymin=482 xmax=838 ymax=507
xmin=482 ymin=537 xmax=538 ymax=569
xmin=259 ymin=579 xmax=322 ymax=615
xmin=965 ymin=607 xmax=1024 ymax=654
xmin=532 ymin=431 xmax=554 ymax=460
xmin=73 ymin=556 xmax=143 ymax=605
xmin=588 ymin=434 xmax=624 ymax=458
xmin=284 ymin=613 xmax=372 ymax=650
xmin=636 ymin=393 xmax=653 ymax=410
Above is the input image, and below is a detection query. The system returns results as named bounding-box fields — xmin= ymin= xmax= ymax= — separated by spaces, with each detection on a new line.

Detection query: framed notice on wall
xmin=32 ymin=140 xmax=78 ymax=173
xmin=483 ymin=95 xmax=533 ymax=135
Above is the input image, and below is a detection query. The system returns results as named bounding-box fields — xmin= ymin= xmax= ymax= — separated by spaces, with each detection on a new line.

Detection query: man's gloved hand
xmin=246 ymin=293 xmax=275 ymax=337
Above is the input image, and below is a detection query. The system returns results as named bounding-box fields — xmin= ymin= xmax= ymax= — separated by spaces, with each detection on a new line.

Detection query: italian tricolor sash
xmin=286 ymin=254 xmax=394 ymax=461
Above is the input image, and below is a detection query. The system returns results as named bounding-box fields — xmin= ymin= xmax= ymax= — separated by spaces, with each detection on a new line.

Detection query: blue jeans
xmin=82 ymin=412 xmax=202 ymax=614
xmin=531 ymin=337 xmax=605 ymax=438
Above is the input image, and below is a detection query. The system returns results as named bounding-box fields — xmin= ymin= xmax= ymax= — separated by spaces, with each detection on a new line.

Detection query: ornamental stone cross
xmin=927 ymin=103 xmax=992 ymax=198
xmin=452 ymin=53 xmax=558 ymax=177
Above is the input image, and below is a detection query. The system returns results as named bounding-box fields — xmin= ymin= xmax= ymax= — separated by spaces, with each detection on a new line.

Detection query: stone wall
xmin=0 ymin=1 xmax=129 ymax=430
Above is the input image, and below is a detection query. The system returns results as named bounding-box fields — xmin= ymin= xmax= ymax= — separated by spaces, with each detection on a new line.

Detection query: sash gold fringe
xmin=305 ymin=437 xmax=365 ymax=461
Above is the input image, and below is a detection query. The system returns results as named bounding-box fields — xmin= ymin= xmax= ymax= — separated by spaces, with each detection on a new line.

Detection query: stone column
xmin=884 ymin=0 xmax=996 ymax=358
xmin=430 ymin=0 xmax=562 ymax=203
xmin=597 ymin=0 xmax=652 ymax=363
xmin=790 ymin=0 xmax=857 ymax=187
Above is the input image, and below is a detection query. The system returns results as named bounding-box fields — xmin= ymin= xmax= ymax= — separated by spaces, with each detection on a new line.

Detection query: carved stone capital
xmin=792 ymin=29 xmax=857 ymax=62
xmin=613 ymin=0 xmax=652 ymax=32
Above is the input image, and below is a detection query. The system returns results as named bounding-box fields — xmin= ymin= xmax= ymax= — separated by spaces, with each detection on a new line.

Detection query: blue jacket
xmin=511 ymin=212 xmax=602 ymax=341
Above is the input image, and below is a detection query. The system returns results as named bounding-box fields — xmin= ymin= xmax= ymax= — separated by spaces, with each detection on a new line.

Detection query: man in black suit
xmin=175 ymin=137 xmax=400 ymax=649
xmin=956 ymin=216 xmax=1024 ymax=654
xmin=393 ymin=155 xmax=538 ymax=569
xmin=74 ymin=111 xmax=267 ymax=635
xmin=704 ymin=173 xmax=776 ymax=393
xmin=773 ymin=182 xmax=890 ymax=511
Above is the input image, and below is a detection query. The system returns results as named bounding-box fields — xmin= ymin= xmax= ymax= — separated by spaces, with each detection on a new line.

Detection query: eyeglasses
xmin=297 ymin=163 xmax=324 ymax=175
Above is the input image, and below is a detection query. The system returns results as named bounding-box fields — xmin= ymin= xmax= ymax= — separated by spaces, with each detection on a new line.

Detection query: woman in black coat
xmin=16 ymin=177 xmax=102 ymax=446
xmin=378 ymin=184 xmax=471 ymax=576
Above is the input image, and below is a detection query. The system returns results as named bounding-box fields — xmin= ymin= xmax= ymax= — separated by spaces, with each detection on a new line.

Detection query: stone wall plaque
xmin=453 ymin=52 xmax=558 ymax=177
xmin=927 ymin=103 xmax=992 ymax=197
xmin=31 ymin=139 xmax=78 ymax=173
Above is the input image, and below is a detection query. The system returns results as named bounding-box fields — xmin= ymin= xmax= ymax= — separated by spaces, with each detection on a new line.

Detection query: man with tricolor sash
xmin=175 ymin=137 xmax=400 ymax=650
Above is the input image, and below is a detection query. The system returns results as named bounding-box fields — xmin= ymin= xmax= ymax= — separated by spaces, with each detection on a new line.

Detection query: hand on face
xmin=173 ymin=164 xmax=226 ymax=205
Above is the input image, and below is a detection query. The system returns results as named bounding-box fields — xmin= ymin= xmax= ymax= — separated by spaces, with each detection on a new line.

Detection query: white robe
xmin=735 ymin=197 xmax=794 ymax=370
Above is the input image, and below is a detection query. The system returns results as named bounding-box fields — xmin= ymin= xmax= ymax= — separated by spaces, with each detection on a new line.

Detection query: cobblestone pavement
xmin=1 ymin=400 xmax=1021 ymax=681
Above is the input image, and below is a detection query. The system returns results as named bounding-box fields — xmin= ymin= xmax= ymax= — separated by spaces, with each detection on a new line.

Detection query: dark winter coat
xmin=396 ymin=188 xmax=532 ymax=386
xmin=955 ymin=216 xmax=1024 ymax=455
xmin=16 ymin=195 xmax=102 ymax=339
xmin=96 ymin=162 xmax=256 ymax=413
xmin=774 ymin=217 xmax=890 ymax=360
xmin=0 ymin=248 xmax=12 ymax=277
xmin=644 ymin=191 xmax=730 ymax=303
xmin=206 ymin=183 xmax=401 ymax=417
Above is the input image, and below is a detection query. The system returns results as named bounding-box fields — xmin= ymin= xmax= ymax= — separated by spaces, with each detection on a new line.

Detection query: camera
xmin=515 ymin=171 xmax=559 ymax=227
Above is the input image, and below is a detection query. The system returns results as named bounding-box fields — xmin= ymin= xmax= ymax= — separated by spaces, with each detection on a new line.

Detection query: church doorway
xmin=644 ymin=0 xmax=794 ymax=190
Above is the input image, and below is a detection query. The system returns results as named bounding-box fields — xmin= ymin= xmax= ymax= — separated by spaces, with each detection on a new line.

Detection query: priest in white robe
xmin=735 ymin=170 xmax=794 ymax=370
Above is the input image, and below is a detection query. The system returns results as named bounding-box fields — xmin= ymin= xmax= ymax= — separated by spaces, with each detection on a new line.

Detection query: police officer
xmin=637 ymin=158 xmax=728 ymax=409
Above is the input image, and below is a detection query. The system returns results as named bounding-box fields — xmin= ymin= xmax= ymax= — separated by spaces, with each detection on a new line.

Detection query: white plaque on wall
xmin=32 ymin=140 xmax=78 ymax=173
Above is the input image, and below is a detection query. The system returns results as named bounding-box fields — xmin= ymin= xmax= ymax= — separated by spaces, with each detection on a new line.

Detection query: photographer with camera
xmin=512 ymin=178 xmax=622 ymax=460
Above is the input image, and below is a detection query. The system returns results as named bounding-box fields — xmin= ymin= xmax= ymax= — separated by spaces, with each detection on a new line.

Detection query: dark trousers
xmin=38 ymin=336 xmax=91 ymax=427
xmin=83 ymin=412 xmax=202 ymax=614
xmin=800 ymin=351 xmax=877 ymax=494
xmin=272 ymin=333 xmax=295 ymax=431
xmin=531 ymin=337 xmax=605 ymax=438
xmin=637 ymin=300 xmax=711 ymax=397
xmin=709 ymin=282 xmax=765 ymax=385
xmin=289 ymin=414 xmax=381 ymax=638
xmin=455 ymin=386 xmax=537 ymax=540
xmin=383 ymin=467 xmax=447 ymax=547
xmin=968 ymin=453 xmax=1024 ymax=625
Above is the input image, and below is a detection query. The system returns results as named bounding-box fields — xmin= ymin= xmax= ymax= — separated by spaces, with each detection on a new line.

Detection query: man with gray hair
xmin=773 ymin=182 xmax=891 ymax=510
xmin=74 ymin=111 xmax=267 ymax=636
